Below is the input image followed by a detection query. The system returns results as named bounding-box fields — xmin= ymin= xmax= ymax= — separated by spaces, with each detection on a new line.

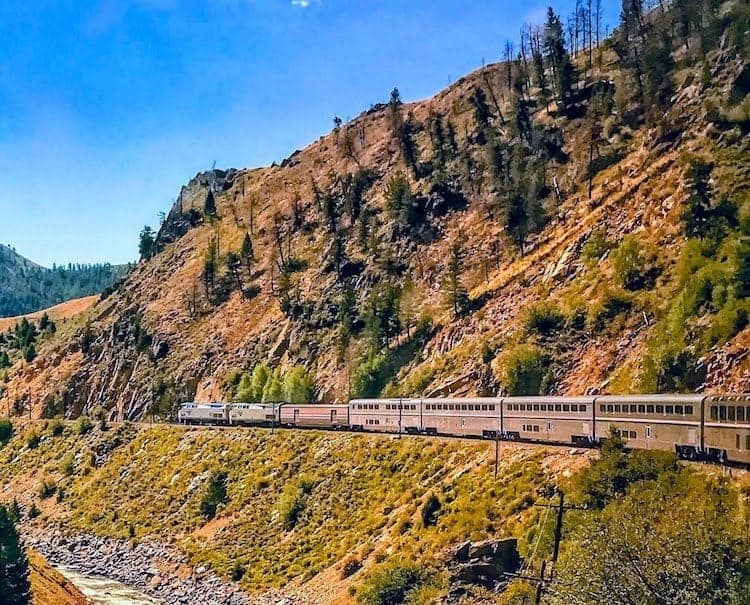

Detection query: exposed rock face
xmin=447 ymin=538 xmax=521 ymax=590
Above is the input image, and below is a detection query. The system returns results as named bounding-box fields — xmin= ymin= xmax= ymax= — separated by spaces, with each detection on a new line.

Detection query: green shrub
xmin=27 ymin=503 xmax=40 ymax=519
xmin=48 ymin=418 xmax=64 ymax=437
xmin=200 ymin=471 xmax=228 ymax=520
xmin=570 ymin=428 xmax=678 ymax=509
xmin=357 ymin=562 xmax=431 ymax=605
xmin=60 ymin=454 xmax=75 ymax=477
xmin=0 ymin=418 xmax=12 ymax=446
xmin=587 ymin=288 xmax=632 ymax=331
xmin=230 ymin=561 xmax=245 ymax=582
xmin=420 ymin=494 xmax=441 ymax=527
xmin=74 ymin=416 xmax=93 ymax=435
xmin=494 ymin=344 xmax=551 ymax=396
xmin=38 ymin=478 xmax=56 ymax=500
xmin=277 ymin=483 xmax=307 ymax=531
xmin=581 ymin=228 xmax=613 ymax=267
xmin=524 ymin=302 xmax=565 ymax=336
xmin=611 ymin=236 xmax=661 ymax=291
xmin=25 ymin=431 xmax=40 ymax=450
xmin=341 ymin=556 xmax=362 ymax=579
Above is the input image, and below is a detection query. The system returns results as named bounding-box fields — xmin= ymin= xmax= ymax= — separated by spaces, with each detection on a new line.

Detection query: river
xmin=54 ymin=566 xmax=162 ymax=605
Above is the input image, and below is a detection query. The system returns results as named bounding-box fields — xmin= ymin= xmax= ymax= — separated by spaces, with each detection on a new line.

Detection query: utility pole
xmin=505 ymin=490 xmax=586 ymax=604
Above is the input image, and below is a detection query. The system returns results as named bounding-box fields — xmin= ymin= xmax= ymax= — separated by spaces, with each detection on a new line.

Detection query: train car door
xmin=294 ymin=409 xmax=299 ymax=423
xmin=331 ymin=409 xmax=337 ymax=424
xmin=687 ymin=428 xmax=697 ymax=445
xmin=646 ymin=426 xmax=653 ymax=440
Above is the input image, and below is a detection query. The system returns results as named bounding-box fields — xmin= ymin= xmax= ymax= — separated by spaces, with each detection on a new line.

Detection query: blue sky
xmin=0 ymin=0 xmax=619 ymax=266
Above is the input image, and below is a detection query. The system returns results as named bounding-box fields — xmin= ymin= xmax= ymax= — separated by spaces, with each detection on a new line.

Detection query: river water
xmin=55 ymin=566 xmax=162 ymax=605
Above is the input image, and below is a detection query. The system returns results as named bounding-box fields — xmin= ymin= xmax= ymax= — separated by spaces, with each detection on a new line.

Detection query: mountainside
xmin=2 ymin=1 xmax=750 ymax=420
xmin=0 ymin=244 xmax=127 ymax=318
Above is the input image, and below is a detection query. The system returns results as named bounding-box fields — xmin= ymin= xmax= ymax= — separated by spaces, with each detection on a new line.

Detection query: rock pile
xmin=25 ymin=529 xmax=300 ymax=605
xmin=447 ymin=538 xmax=521 ymax=592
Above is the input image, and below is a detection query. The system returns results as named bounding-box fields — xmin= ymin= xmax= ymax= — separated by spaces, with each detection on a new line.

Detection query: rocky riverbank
xmin=24 ymin=527 xmax=299 ymax=605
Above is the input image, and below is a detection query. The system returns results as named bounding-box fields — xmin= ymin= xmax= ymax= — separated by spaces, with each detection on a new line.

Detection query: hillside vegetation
xmin=0 ymin=243 xmax=127 ymax=318
xmin=1 ymin=1 xmax=750 ymax=421
xmin=0 ymin=420 xmax=747 ymax=603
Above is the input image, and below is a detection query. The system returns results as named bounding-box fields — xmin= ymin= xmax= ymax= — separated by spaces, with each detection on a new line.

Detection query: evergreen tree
xmin=0 ymin=505 xmax=31 ymax=605
xmin=138 ymin=226 xmax=156 ymax=261
xmin=0 ymin=352 xmax=10 ymax=370
xmin=204 ymin=190 xmax=217 ymax=217
xmin=241 ymin=233 xmax=254 ymax=268
xmin=543 ymin=7 xmax=576 ymax=105
xmin=444 ymin=235 xmax=469 ymax=317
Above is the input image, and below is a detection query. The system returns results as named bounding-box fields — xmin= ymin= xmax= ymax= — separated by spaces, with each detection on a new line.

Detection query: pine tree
xmin=543 ymin=8 xmax=576 ymax=106
xmin=241 ymin=233 xmax=254 ymax=267
xmin=204 ymin=190 xmax=217 ymax=217
xmin=0 ymin=505 xmax=31 ymax=605
xmin=138 ymin=226 xmax=155 ymax=261
xmin=444 ymin=235 xmax=469 ymax=317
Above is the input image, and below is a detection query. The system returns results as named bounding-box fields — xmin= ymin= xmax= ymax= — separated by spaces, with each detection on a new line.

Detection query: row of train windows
xmin=710 ymin=406 xmax=749 ymax=422
xmin=385 ymin=403 xmax=417 ymax=411
xmin=613 ymin=429 xmax=638 ymax=439
xmin=522 ymin=424 xmax=541 ymax=432
xmin=600 ymin=404 xmax=694 ymax=415
xmin=509 ymin=403 xmax=587 ymax=413
xmin=425 ymin=403 xmax=496 ymax=412
xmin=365 ymin=419 xmax=381 ymax=425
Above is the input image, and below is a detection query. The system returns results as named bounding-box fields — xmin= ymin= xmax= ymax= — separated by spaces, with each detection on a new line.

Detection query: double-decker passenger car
xmin=595 ymin=394 xmax=703 ymax=459
xmin=502 ymin=396 xmax=596 ymax=444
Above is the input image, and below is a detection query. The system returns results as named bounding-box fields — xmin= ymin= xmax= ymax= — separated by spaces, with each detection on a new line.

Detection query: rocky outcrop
xmin=446 ymin=538 xmax=521 ymax=591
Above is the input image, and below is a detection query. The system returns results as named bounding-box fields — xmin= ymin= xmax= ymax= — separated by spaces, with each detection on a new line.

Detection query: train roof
xmin=596 ymin=394 xmax=705 ymax=403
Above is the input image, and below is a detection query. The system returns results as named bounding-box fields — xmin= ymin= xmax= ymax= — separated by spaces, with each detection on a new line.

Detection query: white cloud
xmin=291 ymin=0 xmax=310 ymax=7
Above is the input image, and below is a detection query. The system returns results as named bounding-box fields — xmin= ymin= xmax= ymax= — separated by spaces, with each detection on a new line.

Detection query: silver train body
xmin=177 ymin=394 xmax=750 ymax=465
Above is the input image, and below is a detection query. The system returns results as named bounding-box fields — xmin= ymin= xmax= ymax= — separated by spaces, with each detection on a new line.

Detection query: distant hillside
xmin=0 ymin=244 xmax=128 ymax=318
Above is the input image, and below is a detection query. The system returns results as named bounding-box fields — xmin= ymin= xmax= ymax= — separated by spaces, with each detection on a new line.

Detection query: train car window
xmin=720 ymin=406 xmax=727 ymax=421
xmin=607 ymin=405 xmax=614 ymax=413
xmin=532 ymin=404 xmax=539 ymax=411
xmin=710 ymin=406 xmax=718 ymax=420
xmin=600 ymin=405 xmax=605 ymax=413
xmin=461 ymin=404 xmax=467 ymax=411
xmin=675 ymin=405 xmax=683 ymax=414
xmin=738 ymin=407 xmax=745 ymax=422
xmin=656 ymin=405 xmax=664 ymax=414
xmin=666 ymin=405 xmax=674 ymax=414
xmin=561 ymin=404 xmax=569 ymax=412
xmin=728 ymin=407 xmax=736 ymax=422
xmin=580 ymin=405 xmax=587 ymax=412
xmin=481 ymin=404 xmax=487 ymax=411
xmin=489 ymin=404 xmax=496 ymax=411
xmin=628 ymin=405 xmax=636 ymax=413
xmin=746 ymin=435 xmax=750 ymax=450
xmin=533 ymin=425 xmax=540 ymax=432
xmin=570 ymin=404 xmax=577 ymax=412
xmin=614 ymin=405 xmax=621 ymax=413
xmin=555 ymin=404 xmax=562 ymax=411
xmin=647 ymin=405 xmax=655 ymax=414
xmin=638 ymin=405 xmax=646 ymax=413
xmin=411 ymin=404 xmax=416 ymax=410
xmin=685 ymin=405 xmax=693 ymax=415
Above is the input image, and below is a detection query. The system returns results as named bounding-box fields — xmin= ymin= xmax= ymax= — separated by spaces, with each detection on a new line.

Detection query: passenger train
xmin=177 ymin=394 xmax=750 ymax=465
